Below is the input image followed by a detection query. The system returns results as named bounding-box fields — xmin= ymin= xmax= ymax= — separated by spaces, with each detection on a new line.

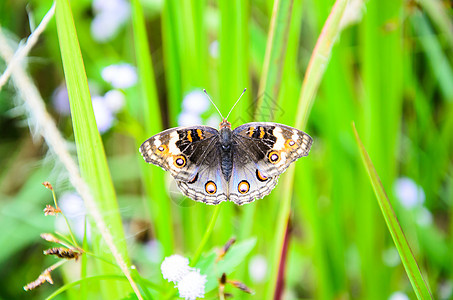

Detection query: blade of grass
xmin=55 ymin=0 xmax=139 ymax=298
xmin=255 ymin=0 xmax=294 ymax=121
xmin=352 ymin=123 xmax=433 ymax=300
xmin=265 ymin=1 xmax=348 ymax=298
xmin=131 ymin=0 xmax=174 ymax=256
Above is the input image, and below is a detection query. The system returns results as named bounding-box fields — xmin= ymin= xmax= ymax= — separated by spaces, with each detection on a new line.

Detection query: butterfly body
xmin=140 ymin=120 xmax=312 ymax=205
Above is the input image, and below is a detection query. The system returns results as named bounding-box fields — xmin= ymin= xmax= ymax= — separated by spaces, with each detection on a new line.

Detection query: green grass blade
xmin=131 ymin=0 xmax=174 ymax=256
xmin=255 ymin=0 xmax=293 ymax=120
xmin=353 ymin=123 xmax=433 ymax=300
xmin=266 ymin=0 xmax=348 ymax=298
xmin=55 ymin=0 xmax=137 ymax=298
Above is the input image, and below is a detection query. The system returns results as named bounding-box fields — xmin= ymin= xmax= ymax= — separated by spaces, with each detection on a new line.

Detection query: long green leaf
xmin=55 ymin=0 xmax=136 ymax=298
xmin=353 ymin=123 xmax=433 ymax=300
xmin=266 ymin=1 xmax=348 ymax=298
xmin=131 ymin=0 xmax=174 ymax=256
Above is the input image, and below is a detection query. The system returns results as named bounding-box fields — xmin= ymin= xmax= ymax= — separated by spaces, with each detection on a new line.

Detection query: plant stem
xmin=191 ymin=203 xmax=223 ymax=267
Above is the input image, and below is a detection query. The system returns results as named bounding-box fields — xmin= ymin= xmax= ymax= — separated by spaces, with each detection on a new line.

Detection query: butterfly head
xmin=219 ymin=119 xmax=231 ymax=129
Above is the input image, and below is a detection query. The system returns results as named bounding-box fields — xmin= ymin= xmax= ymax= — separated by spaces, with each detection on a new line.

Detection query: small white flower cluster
xmin=91 ymin=0 xmax=130 ymax=42
xmin=101 ymin=64 xmax=137 ymax=89
xmin=91 ymin=89 xmax=125 ymax=133
xmin=52 ymin=83 xmax=125 ymax=134
xmin=161 ymin=255 xmax=207 ymax=300
xmin=55 ymin=192 xmax=91 ymax=242
xmin=393 ymin=177 xmax=432 ymax=227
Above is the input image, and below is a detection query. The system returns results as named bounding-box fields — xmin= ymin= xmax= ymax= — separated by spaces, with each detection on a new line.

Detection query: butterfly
xmin=139 ymin=89 xmax=313 ymax=205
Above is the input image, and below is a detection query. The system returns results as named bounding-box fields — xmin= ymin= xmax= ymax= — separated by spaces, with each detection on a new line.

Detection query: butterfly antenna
xmin=203 ymin=89 xmax=224 ymax=120
xmin=225 ymin=88 xmax=247 ymax=120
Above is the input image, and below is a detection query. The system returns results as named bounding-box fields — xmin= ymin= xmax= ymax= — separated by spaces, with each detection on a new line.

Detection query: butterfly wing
xmin=140 ymin=126 xmax=228 ymax=204
xmin=228 ymin=122 xmax=313 ymax=204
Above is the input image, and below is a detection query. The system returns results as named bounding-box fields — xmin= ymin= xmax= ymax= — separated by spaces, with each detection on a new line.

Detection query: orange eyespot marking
xmin=173 ymin=155 xmax=186 ymax=168
xmin=285 ymin=139 xmax=296 ymax=148
xmin=259 ymin=127 xmax=265 ymax=139
xmin=268 ymin=151 xmax=281 ymax=164
xmin=205 ymin=181 xmax=217 ymax=194
xmin=248 ymin=127 xmax=255 ymax=137
xmin=187 ymin=130 xmax=193 ymax=142
xmin=238 ymin=180 xmax=250 ymax=194
xmin=256 ymin=170 xmax=268 ymax=182
xmin=157 ymin=144 xmax=167 ymax=153
xmin=197 ymin=129 xmax=204 ymax=140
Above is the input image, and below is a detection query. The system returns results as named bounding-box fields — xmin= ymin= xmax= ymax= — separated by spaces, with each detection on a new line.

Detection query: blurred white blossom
xmin=382 ymin=247 xmax=400 ymax=267
xmin=248 ymin=254 xmax=267 ymax=283
xmin=176 ymin=269 xmax=207 ymax=300
xmin=92 ymin=95 xmax=115 ymax=133
xmin=56 ymin=192 xmax=90 ymax=241
xmin=178 ymin=111 xmax=203 ymax=127
xmin=52 ymin=84 xmax=70 ymax=115
xmin=91 ymin=0 xmax=130 ymax=42
xmin=101 ymin=63 xmax=137 ymax=89
xmin=416 ymin=207 xmax=433 ymax=226
xmin=183 ymin=90 xmax=210 ymax=114
xmin=104 ymin=89 xmax=125 ymax=113
xmin=206 ymin=114 xmax=221 ymax=128
xmin=389 ymin=291 xmax=409 ymax=300
xmin=394 ymin=177 xmax=425 ymax=209
xmin=145 ymin=239 xmax=164 ymax=264
xmin=439 ymin=280 xmax=453 ymax=300
xmin=209 ymin=40 xmax=219 ymax=58
xmin=161 ymin=254 xmax=191 ymax=283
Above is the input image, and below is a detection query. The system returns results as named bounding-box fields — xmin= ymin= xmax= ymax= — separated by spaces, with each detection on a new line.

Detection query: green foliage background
xmin=0 ymin=0 xmax=452 ymax=299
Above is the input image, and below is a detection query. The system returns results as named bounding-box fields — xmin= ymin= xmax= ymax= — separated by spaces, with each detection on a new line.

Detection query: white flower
xmin=145 ymin=239 xmax=163 ymax=264
xmin=92 ymin=96 xmax=114 ymax=133
xmin=177 ymin=269 xmax=207 ymax=300
xmin=91 ymin=0 xmax=130 ymax=42
xmin=56 ymin=192 xmax=90 ymax=241
xmin=209 ymin=40 xmax=219 ymax=58
xmin=248 ymin=254 xmax=267 ymax=283
xmin=52 ymin=84 xmax=70 ymax=115
xmin=382 ymin=247 xmax=400 ymax=267
xmin=104 ymin=89 xmax=125 ymax=113
xmin=394 ymin=177 xmax=425 ymax=209
xmin=416 ymin=207 xmax=433 ymax=226
xmin=205 ymin=114 xmax=221 ymax=128
xmin=161 ymin=255 xmax=191 ymax=283
xmin=183 ymin=90 xmax=210 ymax=114
xmin=101 ymin=64 xmax=137 ymax=89
xmin=389 ymin=291 xmax=409 ymax=300
xmin=178 ymin=111 xmax=202 ymax=126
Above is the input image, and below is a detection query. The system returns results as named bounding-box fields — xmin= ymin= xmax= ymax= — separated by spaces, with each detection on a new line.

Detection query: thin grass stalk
xmin=353 ymin=123 xmax=433 ymax=300
xmin=265 ymin=1 xmax=348 ymax=298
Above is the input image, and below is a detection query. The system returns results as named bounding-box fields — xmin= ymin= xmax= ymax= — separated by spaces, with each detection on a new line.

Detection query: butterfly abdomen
xmin=219 ymin=127 xmax=234 ymax=181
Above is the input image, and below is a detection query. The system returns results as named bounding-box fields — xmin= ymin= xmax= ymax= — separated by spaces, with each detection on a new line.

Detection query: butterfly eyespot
xmin=268 ymin=151 xmax=281 ymax=164
xmin=238 ymin=180 xmax=250 ymax=194
xmin=256 ymin=170 xmax=268 ymax=182
xmin=173 ymin=155 xmax=186 ymax=168
xmin=157 ymin=145 xmax=167 ymax=152
xmin=287 ymin=139 xmax=296 ymax=147
xmin=205 ymin=181 xmax=217 ymax=194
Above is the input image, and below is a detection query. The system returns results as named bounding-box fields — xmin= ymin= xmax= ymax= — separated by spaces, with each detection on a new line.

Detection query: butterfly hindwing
xmin=176 ymin=144 xmax=228 ymax=205
xmin=228 ymin=147 xmax=279 ymax=205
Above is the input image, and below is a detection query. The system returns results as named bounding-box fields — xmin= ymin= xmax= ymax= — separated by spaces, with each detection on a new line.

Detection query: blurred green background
xmin=0 ymin=0 xmax=452 ymax=299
